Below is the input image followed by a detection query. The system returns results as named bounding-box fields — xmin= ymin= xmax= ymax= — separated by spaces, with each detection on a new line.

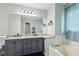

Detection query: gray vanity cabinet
xmin=31 ymin=38 xmax=44 ymax=53
xmin=36 ymin=38 xmax=44 ymax=52
xmin=5 ymin=40 xmax=15 ymax=56
xmin=5 ymin=39 xmax=22 ymax=56
xmin=14 ymin=40 xmax=22 ymax=56
xmin=31 ymin=38 xmax=38 ymax=53
xmin=22 ymin=39 xmax=32 ymax=55
xmin=5 ymin=38 xmax=44 ymax=56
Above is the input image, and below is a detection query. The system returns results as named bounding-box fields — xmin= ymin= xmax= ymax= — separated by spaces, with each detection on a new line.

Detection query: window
xmin=65 ymin=4 xmax=79 ymax=42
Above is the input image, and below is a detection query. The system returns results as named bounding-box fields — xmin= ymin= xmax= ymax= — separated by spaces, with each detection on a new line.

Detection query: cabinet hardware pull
xmin=13 ymin=42 xmax=16 ymax=44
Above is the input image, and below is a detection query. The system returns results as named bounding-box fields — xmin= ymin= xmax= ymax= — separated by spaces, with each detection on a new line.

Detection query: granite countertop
xmin=0 ymin=35 xmax=54 ymax=49
xmin=4 ymin=35 xmax=54 ymax=40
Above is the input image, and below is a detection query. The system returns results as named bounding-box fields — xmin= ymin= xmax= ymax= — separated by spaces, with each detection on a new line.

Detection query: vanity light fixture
xmin=48 ymin=20 xmax=53 ymax=25
xmin=19 ymin=9 xmax=38 ymax=17
xmin=20 ymin=9 xmax=24 ymax=13
xmin=24 ymin=10 xmax=27 ymax=13
xmin=20 ymin=9 xmax=35 ymax=15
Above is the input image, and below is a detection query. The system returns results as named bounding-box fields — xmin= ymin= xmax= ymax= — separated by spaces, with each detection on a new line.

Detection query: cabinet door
xmin=22 ymin=39 xmax=32 ymax=55
xmin=36 ymin=38 xmax=44 ymax=52
xmin=5 ymin=40 xmax=15 ymax=56
xmin=31 ymin=38 xmax=44 ymax=53
xmin=14 ymin=39 xmax=22 ymax=56
xmin=31 ymin=39 xmax=38 ymax=53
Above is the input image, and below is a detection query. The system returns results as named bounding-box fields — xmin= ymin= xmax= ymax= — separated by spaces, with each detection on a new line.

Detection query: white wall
xmin=47 ymin=3 xmax=55 ymax=36
xmin=45 ymin=4 xmax=66 ymax=56
xmin=42 ymin=17 xmax=47 ymax=34
xmin=52 ymin=4 xmax=65 ymax=45
xmin=44 ymin=3 xmax=56 ymax=56
xmin=0 ymin=3 xmax=47 ymax=35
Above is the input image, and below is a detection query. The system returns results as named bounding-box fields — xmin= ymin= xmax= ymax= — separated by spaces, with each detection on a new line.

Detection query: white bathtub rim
xmin=49 ymin=46 xmax=64 ymax=56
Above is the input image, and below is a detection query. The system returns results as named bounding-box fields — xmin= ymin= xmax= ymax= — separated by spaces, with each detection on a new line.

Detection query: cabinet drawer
xmin=36 ymin=38 xmax=43 ymax=43
xmin=23 ymin=45 xmax=31 ymax=49
xmin=5 ymin=40 xmax=15 ymax=44
xmin=22 ymin=39 xmax=31 ymax=44
xmin=22 ymin=39 xmax=31 ymax=49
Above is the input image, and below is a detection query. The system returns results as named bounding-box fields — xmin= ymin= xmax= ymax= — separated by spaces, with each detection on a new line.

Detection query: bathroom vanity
xmin=0 ymin=35 xmax=53 ymax=56
xmin=0 ymin=13 xmax=53 ymax=56
xmin=5 ymin=37 xmax=44 ymax=56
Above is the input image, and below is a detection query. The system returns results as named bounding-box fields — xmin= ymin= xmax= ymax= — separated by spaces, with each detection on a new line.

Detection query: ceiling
xmin=15 ymin=3 xmax=67 ymax=11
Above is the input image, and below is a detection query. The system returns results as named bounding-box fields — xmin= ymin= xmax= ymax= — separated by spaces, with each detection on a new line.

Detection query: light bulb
xmin=20 ymin=9 xmax=24 ymax=13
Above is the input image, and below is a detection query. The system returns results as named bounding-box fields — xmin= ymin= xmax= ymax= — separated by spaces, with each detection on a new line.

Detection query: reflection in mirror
xmin=9 ymin=14 xmax=43 ymax=36
xmin=21 ymin=15 xmax=43 ymax=36
xmin=25 ymin=22 xmax=30 ymax=35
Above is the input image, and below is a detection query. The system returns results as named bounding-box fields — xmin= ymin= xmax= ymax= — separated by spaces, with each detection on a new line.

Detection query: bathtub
xmin=49 ymin=45 xmax=79 ymax=56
